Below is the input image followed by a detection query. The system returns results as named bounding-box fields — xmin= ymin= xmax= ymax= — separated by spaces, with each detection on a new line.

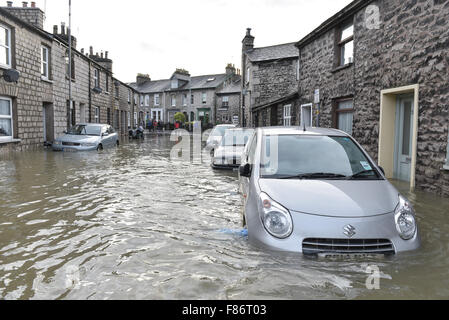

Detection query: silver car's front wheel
xmin=97 ymin=144 xmax=103 ymax=151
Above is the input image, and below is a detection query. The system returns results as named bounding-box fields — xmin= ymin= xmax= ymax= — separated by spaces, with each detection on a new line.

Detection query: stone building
xmin=0 ymin=2 xmax=137 ymax=153
xmin=295 ymin=0 xmax=449 ymax=196
xmin=241 ymin=28 xmax=299 ymax=128
xmin=130 ymin=65 xmax=241 ymax=128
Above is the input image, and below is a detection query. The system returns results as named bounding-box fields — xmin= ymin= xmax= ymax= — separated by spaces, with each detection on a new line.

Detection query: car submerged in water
xmin=239 ymin=127 xmax=420 ymax=257
xmin=212 ymin=128 xmax=254 ymax=170
xmin=205 ymin=124 xmax=237 ymax=153
xmin=52 ymin=124 xmax=119 ymax=152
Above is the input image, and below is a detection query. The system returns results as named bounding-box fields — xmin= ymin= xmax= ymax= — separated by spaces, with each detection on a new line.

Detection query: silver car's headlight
xmin=81 ymin=143 xmax=96 ymax=147
xmin=394 ymin=195 xmax=417 ymax=240
xmin=259 ymin=192 xmax=293 ymax=239
xmin=53 ymin=141 xmax=62 ymax=145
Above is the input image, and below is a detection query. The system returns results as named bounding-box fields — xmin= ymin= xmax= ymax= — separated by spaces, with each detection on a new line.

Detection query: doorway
xmin=301 ymin=103 xmax=313 ymax=127
xmin=379 ymin=85 xmax=419 ymax=190
xmin=42 ymin=103 xmax=54 ymax=143
xmin=394 ymin=95 xmax=414 ymax=182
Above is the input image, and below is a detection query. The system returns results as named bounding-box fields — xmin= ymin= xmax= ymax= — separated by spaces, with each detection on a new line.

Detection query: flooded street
xmin=1 ymin=135 xmax=448 ymax=300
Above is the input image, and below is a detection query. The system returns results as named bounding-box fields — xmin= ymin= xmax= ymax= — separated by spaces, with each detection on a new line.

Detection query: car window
xmin=108 ymin=126 xmax=115 ymax=134
xmin=260 ymin=135 xmax=380 ymax=179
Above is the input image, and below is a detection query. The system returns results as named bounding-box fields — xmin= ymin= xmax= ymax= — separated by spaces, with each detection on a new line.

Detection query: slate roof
xmin=246 ymin=42 xmax=299 ymax=62
xmin=130 ymin=73 xmax=231 ymax=93
xmin=217 ymin=79 xmax=241 ymax=95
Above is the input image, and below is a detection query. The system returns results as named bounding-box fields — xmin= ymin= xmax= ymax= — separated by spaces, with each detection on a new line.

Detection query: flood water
xmin=0 ymin=134 xmax=448 ymax=300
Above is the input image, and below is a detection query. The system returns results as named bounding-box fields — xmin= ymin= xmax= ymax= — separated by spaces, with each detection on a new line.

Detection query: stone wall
xmin=298 ymin=0 xmax=449 ymax=196
xmin=216 ymin=93 xmax=240 ymax=124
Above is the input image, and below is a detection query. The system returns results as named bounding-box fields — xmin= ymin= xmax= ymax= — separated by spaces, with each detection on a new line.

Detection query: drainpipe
xmin=88 ymin=61 xmax=92 ymax=122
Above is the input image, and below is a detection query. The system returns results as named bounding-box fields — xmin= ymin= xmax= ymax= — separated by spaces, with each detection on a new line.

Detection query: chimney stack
xmin=53 ymin=25 xmax=58 ymax=34
xmin=105 ymin=51 xmax=108 ymax=59
xmin=242 ymin=28 xmax=255 ymax=53
xmin=61 ymin=22 xmax=66 ymax=35
xmin=89 ymin=46 xmax=93 ymax=56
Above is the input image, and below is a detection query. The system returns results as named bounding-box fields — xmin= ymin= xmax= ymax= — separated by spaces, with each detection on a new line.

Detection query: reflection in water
xmin=0 ymin=135 xmax=448 ymax=299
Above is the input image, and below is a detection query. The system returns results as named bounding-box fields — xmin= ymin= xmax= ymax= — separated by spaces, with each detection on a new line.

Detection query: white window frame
xmin=134 ymin=94 xmax=138 ymax=105
xmin=0 ymin=25 xmax=11 ymax=69
xmin=246 ymin=67 xmax=250 ymax=83
xmin=41 ymin=46 xmax=50 ymax=79
xmin=222 ymin=96 xmax=229 ymax=108
xmin=202 ymin=92 xmax=207 ymax=104
xmin=182 ymin=94 xmax=187 ymax=106
xmin=171 ymin=95 xmax=176 ymax=107
xmin=145 ymin=95 xmax=150 ymax=107
xmin=283 ymin=104 xmax=292 ymax=127
xmin=127 ymin=111 xmax=131 ymax=127
xmin=94 ymin=107 xmax=99 ymax=123
xmin=154 ymin=94 xmax=160 ymax=106
xmin=140 ymin=95 xmax=144 ymax=107
xmin=0 ymin=96 xmax=13 ymax=142
xmin=134 ymin=112 xmax=138 ymax=126
xmin=94 ymin=69 xmax=100 ymax=88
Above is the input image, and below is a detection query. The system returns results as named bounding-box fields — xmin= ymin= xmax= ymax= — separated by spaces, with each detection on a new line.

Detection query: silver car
xmin=52 ymin=123 xmax=119 ymax=152
xmin=205 ymin=124 xmax=237 ymax=152
xmin=239 ymin=127 xmax=420 ymax=256
xmin=212 ymin=128 xmax=254 ymax=170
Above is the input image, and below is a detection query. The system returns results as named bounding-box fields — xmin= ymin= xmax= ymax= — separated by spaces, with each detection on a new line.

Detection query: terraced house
xmin=241 ymin=28 xmax=299 ymax=128
xmin=0 ymin=1 xmax=139 ymax=153
xmin=130 ymin=64 xmax=241 ymax=128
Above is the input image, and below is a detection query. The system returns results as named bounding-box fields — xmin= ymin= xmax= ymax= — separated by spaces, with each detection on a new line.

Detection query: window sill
xmin=41 ymin=77 xmax=53 ymax=84
xmin=331 ymin=63 xmax=353 ymax=73
xmin=0 ymin=139 xmax=21 ymax=145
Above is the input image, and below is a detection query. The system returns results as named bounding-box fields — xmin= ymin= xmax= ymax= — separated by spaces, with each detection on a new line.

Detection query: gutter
xmin=295 ymin=0 xmax=376 ymax=49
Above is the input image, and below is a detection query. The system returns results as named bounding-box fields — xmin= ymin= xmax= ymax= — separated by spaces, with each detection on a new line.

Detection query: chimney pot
xmin=89 ymin=46 xmax=93 ymax=56
xmin=246 ymin=28 xmax=252 ymax=36
xmin=22 ymin=1 xmax=28 ymax=7
xmin=105 ymin=51 xmax=109 ymax=59
xmin=7 ymin=1 xmax=13 ymax=7
xmin=53 ymin=25 xmax=58 ymax=34
xmin=80 ymin=48 xmax=84 ymax=54
xmin=31 ymin=1 xmax=35 ymax=7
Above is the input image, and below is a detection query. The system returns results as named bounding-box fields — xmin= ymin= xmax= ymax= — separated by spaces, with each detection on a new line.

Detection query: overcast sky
xmin=28 ymin=0 xmax=352 ymax=82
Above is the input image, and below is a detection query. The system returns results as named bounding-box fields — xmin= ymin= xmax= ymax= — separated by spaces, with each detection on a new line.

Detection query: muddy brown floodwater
xmin=0 ymin=134 xmax=448 ymax=299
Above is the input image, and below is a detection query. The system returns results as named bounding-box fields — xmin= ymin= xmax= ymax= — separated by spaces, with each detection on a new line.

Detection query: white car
xmin=212 ymin=128 xmax=254 ymax=170
xmin=205 ymin=124 xmax=236 ymax=153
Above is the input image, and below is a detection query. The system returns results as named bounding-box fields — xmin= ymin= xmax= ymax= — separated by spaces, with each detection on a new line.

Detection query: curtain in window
xmin=338 ymin=112 xmax=353 ymax=135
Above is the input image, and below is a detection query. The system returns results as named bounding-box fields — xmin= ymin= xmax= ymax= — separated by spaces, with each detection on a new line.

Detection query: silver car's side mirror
xmin=102 ymin=132 xmax=109 ymax=137
xmin=239 ymin=163 xmax=252 ymax=178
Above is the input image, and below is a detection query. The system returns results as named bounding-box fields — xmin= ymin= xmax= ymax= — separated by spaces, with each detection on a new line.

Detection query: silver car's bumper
xmin=52 ymin=145 xmax=97 ymax=152
xmin=246 ymin=208 xmax=421 ymax=255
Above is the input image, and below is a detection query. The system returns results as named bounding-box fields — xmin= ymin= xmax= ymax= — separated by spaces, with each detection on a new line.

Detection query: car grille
xmin=62 ymin=142 xmax=81 ymax=146
xmin=302 ymin=238 xmax=395 ymax=255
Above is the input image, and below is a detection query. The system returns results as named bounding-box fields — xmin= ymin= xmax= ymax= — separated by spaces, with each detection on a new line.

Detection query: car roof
xmin=225 ymin=128 xmax=254 ymax=132
xmin=257 ymin=126 xmax=349 ymax=137
xmin=77 ymin=123 xmax=108 ymax=127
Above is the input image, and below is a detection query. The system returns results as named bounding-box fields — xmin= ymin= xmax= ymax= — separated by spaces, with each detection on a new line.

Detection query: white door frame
xmin=300 ymin=103 xmax=313 ymax=127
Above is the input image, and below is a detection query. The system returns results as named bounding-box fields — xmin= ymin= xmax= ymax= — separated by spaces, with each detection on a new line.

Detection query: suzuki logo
xmin=343 ymin=225 xmax=356 ymax=238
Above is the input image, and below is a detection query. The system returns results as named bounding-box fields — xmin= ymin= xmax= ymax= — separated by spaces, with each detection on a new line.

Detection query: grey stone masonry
xmin=297 ymin=0 xmax=449 ymax=197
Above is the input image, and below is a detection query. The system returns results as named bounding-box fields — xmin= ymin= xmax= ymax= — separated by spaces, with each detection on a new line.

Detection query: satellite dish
xmin=3 ymin=69 xmax=20 ymax=83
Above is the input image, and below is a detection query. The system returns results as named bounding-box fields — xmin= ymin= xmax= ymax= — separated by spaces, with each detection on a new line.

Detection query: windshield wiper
xmin=280 ymin=173 xmax=348 ymax=180
xmin=348 ymin=170 xmax=379 ymax=180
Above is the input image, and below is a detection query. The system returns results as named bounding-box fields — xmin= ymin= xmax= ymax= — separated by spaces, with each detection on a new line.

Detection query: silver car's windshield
xmin=68 ymin=125 xmax=102 ymax=136
xmin=211 ymin=126 xmax=234 ymax=137
xmin=221 ymin=130 xmax=253 ymax=147
xmin=260 ymin=135 xmax=381 ymax=180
